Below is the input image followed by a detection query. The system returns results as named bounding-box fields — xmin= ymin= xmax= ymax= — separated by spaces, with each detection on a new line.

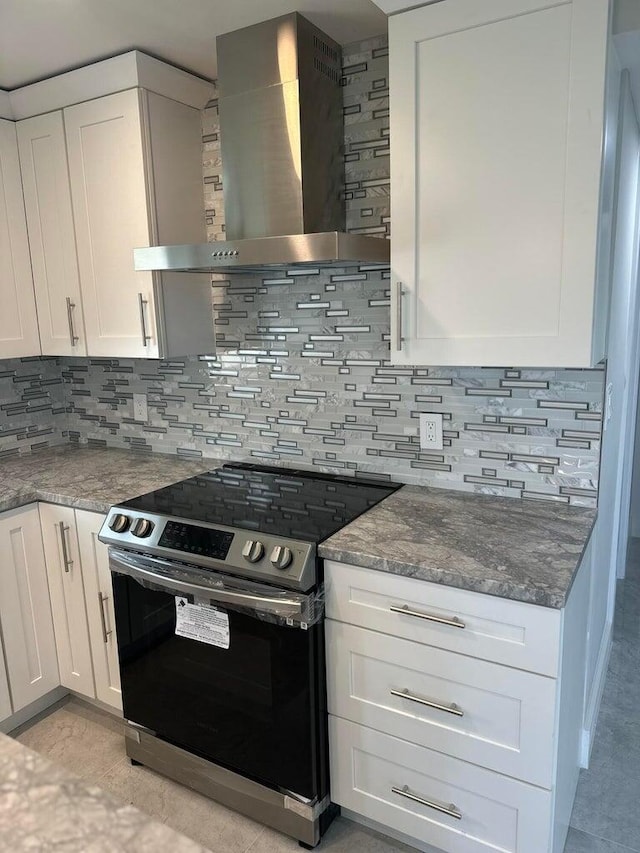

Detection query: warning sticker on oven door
xmin=175 ymin=597 xmax=230 ymax=649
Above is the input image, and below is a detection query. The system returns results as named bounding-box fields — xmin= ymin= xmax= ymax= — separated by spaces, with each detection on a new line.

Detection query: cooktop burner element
xmin=99 ymin=463 xmax=399 ymax=592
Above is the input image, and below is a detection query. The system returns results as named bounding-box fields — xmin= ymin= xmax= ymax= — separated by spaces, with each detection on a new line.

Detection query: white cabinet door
xmin=0 ymin=119 xmax=41 ymax=358
xmin=326 ymin=620 xmax=557 ymax=788
xmin=64 ymin=89 xmax=159 ymax=358
xmin=330 ymin=717 xmax=552 ymax=853
xmin=0 ymin=639 xmax=11 ymax=722
xmin=389 ymin=0 xmax=609 ymax=367
xmin=17 ymin=111 xmax=86 ymax=356
xmin=324 ymin=560 xmax=561 ymax=677
xmin=76 ymin=510 xmax=122 ymax=710
xmin=39 ymin=503 xmax=95 ymax=697
xmin=0 ymin=505 xmax=59 ymax=712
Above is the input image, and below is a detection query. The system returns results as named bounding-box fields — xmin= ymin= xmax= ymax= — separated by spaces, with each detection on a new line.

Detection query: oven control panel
xmin=158 ymin=521 xmax=234 ymax=561
xmin=98 ymin=509 xmax=317 ymax=592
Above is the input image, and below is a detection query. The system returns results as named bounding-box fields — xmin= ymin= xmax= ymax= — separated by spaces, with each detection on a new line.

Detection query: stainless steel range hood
xmin=134 ymin=12 xmax=389 ymax=275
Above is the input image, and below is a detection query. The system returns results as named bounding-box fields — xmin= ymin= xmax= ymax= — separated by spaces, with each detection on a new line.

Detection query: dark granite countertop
xmin=0 ymin=445 xmax=217 ymax=514
xmin=319 ymin=485 xmax=596 ymax=608
xmin=0 ymin=446 xmax=595 ymax=608
xmin=0 ymin=733 xmax=209 ymax=852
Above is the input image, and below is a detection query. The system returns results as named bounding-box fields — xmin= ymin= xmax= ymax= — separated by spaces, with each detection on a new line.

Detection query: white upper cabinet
xmin=64 ymin=88 xmax=215 ymax=359
xmin=389 ymin=0 xmax=611 ymax=367
xmin=11 ymin=52 xmax=215 ymax=360
xmin=64 ymin=89 xmax=154 ymax=358
xmin=17 ymin=111 xmax=86 ymax=356
xmin=0 ymin=119 xmax=41 ymax=358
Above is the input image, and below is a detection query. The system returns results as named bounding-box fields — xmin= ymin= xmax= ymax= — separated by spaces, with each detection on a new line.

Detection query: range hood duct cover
xmin=217 ymin=12 xmax=345 ymax=241
xmin=133 ymin=12 xmax=389 ymax=274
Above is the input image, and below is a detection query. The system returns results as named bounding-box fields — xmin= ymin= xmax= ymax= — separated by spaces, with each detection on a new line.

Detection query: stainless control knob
xmin=242 ymin=540 xmax=265 ymax=563
xmin=109 ymin=513 xmax=130 ymax=533
xmin=131 ymin=517 xmax=154 ymax=538
xmin=270 ymin=545 xmax=293 ymax=570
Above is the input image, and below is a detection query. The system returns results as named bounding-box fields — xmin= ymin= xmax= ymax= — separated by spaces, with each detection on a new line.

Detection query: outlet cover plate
xmin=133 ymin=393 xmax=148 ymax=422
xmin=419 ymin=413 xmax=443 ymax=450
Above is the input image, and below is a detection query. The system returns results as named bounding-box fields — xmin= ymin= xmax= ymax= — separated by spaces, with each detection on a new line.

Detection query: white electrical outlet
xmin=133 ymin=393 xmax=148 ymax=422
xmin=419 ymin=412 xmax=443 ymax=450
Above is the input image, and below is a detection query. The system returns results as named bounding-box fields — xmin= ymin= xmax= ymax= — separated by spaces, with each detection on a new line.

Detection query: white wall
xmin=583 ymin=60 xmax=640 ymax=759
xmin=613 ymin=0 xmax=640 ymax=35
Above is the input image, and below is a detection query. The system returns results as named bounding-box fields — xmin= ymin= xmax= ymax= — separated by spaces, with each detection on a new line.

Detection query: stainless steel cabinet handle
xmin=66 ymin=297 xmax=79 ymax=347
xmin=392 ymin=785 xmax=462 ymax=821
xmin=58 ymin=521 xmax=73 ymax=573
xmin=98 ymin=592 xmax=112 ymax=644
xmin=390 ymin=603 xmax=465 ymax=629
xmin=395 ymin=281 xmax=404 ymax=351
xmin=138 ymin=293 xmax=151 ymax=347
xmin=391 ymin=687 xmax=464 ymax=717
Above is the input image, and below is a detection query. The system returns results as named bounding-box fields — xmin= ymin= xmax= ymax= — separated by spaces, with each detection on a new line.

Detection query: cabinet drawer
xmin=325 ymin=562 xmax=561 ymax=676
xmin=326 ymin=621 xmax=556 ymax=788
xmin=329 ymin=717 xmax=552 ymax=853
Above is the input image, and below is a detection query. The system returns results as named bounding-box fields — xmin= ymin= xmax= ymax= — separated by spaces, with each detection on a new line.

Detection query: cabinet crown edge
xmin=7 ymin=51 xmax=214 ymax=121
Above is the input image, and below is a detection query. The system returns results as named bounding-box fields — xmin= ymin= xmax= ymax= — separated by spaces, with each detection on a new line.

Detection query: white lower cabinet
xmin=40 ymin=504 xmax=121 ymax=711
xmin=76 ymin=509 xmax=121 ymax=709
xmin=0 ymin=642 xmax=11 ymax=721
xmin=326 ymin=620 xmax=556 ymax=788
xmin=0 ymin=505 xmax=59 ymax=716
xmin=40 ymin=503 xmax=95 ymax=697
xmin=330 ymin=717 xmax=552 ymax=853
xmin=326 ymin=560 xmax=590 ymax=853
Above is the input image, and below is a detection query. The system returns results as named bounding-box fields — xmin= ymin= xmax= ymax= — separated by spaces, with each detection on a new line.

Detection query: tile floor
xmin=9 ymin=543 xmax=640 ymax=853
xmin=9 ymin=698 xmax=416 ymax=853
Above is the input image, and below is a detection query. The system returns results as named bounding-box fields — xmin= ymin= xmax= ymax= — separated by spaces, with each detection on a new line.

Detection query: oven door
xmin=108 ymin=548 xmax=327 ymax=803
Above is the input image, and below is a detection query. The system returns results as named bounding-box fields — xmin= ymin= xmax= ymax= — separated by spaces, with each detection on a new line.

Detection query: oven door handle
xmin=109 ymin=551 xmax=307 ymax=619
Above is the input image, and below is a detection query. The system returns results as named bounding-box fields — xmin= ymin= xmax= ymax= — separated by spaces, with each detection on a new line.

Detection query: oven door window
xmin=112 ymin=572 xmax=324 ymax=801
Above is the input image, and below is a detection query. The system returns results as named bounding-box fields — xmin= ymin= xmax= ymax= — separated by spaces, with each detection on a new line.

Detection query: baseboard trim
xmin=68 ymin=690 xmax=123 ymax=720
xmin=1 ymin=686 xmax=68 ymax=735
xmin=581 ymin=622 xmax=613 ymax=767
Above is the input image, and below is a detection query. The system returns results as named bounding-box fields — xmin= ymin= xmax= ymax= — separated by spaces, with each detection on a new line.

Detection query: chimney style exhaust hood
xmin=134 ymin=12 xmax=389 ymax=275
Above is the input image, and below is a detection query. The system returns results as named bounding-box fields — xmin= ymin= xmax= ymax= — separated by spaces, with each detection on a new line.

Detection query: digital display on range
xmin=158 ymin=521 xmax=234 ymax=560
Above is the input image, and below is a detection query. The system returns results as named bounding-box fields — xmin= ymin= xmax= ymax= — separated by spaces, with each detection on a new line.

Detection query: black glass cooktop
xmin=119 ymin=463 xmax=399 ymax=543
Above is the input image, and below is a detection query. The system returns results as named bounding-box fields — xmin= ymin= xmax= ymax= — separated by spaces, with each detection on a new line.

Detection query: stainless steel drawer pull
xmin=390 ymin=603 xmax=465 ymax=629
xmin=392 ymin=785 xmax=462 ymax=821
xmin=66 ymin=297 xmax=79 ymax=347
xmin=395 ymin=281 xmax=404 ymax=351
xmin=138 ymin=293 xmax=151 ymax=347
xmin=391 ymin=687 xmax=464 ymax=717
xmin=98 ymin=592 xmax=112 ymax=644
xmin=58 ymin=521 xmax=73 ymax=573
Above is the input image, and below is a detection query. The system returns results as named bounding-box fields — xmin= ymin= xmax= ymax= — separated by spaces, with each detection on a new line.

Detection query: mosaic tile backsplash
xmin=0 ymin=357 xmax=65 ymax=458
xmin=0 ymin=35 xmax=604 ymax=507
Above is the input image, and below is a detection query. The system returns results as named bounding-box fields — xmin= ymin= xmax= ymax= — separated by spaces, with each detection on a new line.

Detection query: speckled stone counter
xmin=319 ymin=485 xmax=596 ymax=608
xmin=0 ymin=446 xmax=596 ymax=608
xmin=0 ymin=445 xmax=218 ymax=514
xmin=0 ymin=733 xmax=209 ymax=852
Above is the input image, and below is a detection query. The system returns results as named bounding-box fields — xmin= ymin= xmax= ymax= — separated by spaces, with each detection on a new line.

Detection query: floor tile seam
xmin=92 ymin=755 xmax=130 ymax=784
xmin=570 ymin=826 xmax=640 ymax=853
xmin=244 ymin=826 xmax=268 ymax=853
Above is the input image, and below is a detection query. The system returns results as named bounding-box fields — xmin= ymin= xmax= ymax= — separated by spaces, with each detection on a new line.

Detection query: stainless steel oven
xmin=99 ymin=463 xmax=398 ymax=848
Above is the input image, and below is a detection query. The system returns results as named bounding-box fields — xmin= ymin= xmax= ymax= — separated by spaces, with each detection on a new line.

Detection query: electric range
xmin=98 ymin=462 xmax=399 ymax=848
